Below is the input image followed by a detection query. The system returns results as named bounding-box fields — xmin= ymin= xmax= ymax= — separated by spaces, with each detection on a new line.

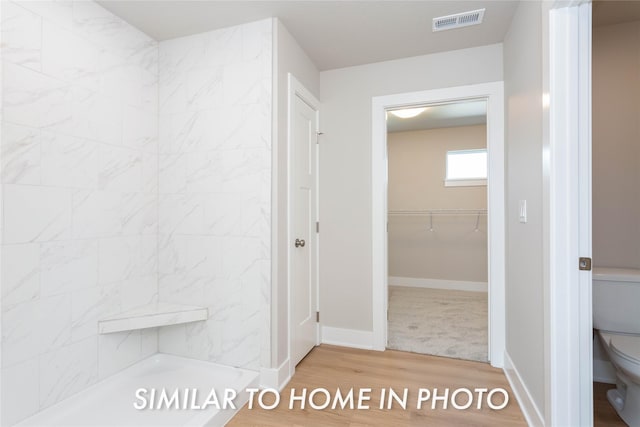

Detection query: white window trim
xmin=444 ymin=178 xmax=487 ymax=187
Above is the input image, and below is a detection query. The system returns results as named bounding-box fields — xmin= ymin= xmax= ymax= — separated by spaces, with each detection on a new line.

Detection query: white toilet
xmin=593 ymin=267 xmax=640 ymax=426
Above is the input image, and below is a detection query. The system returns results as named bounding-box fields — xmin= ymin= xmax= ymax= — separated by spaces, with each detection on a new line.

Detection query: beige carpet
xmin=387 ymin=286 xmax=488 ymax=362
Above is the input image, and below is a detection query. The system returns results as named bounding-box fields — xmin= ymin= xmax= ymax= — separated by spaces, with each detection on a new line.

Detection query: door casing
xmin=371 ymin=82 xmax=506 ymax=367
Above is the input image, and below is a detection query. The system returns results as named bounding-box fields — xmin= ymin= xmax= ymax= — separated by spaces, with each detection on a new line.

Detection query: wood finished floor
xmin=228 ymin=345 xmax=526 ymax=426
xmin=594 ymin=382 xmax=626 ymax=426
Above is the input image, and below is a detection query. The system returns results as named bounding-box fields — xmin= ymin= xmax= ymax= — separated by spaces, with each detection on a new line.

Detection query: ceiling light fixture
xmin=389 ymin=107 xmax=427 ymax=119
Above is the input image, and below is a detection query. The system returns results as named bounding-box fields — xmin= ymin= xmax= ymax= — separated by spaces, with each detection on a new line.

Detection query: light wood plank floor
xmin=228 ymin=345 xmax=526 ymax=426
xmin=594 ymin=382 xmax=626 ymax=426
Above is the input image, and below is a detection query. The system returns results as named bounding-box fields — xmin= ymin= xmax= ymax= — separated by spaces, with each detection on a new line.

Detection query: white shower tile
xmin=1 ymin=357 xmax=39 ymax=426
xmin=140 ymin=235 xmax=158 ymax=277
xmin=121 ymin=193 xmax=157 ymax=235
xmin=2 ymin=294 xmax=72 ymax=367
xmin=72 ymin=86 xmax=122 ymax=145
xmin=223 ymin=59 xmax=263 ymax=106
xmin=141 ymin=152 xmax=159 ymax=194
xmin=185 ymin=66 xmax=224 ymax=111
xmin=40 ymin=240 xmax=98 ymax=297
xmin=72 ymin=0 xmax=126 ymax=51
xmin=158 ymin=321 xmax=209 ymax=361
xmin=1 ymin=1 xmax=42 ymax=71
xmin=1 ymin=122 xmax=42 ymax=185
xmin=3 ymin=184 xmax=72 ymax=244
xmin=97 ymin=330 xmax=141 ymax=379
xmin=41 ymin=21 xmax=76 ymax=82
xmin=41 ymin=132 xmax=99 ymax=188
xmin=159 ymin=153 xmax=188 ymax=194
xmin=186 ymin=151 xmax=223 ymax=193
xmin=221 ymin=149 xmax=265 ymax=194
xmin=123 ymin=105 xmax=158 ymax=152
xmin=241 ymin=19 xmax=271 ymax=62
xmin=140 ymin=328 xmax=158 ymax=358
xmin=98 ymin=236 xmax=141 ymax=285
xmin=158 ymin=234 xmax=188 ymax=275
xmin=71 ymin=284 xmax=120 ymax=342
xmin=158 ymin=272 xmax=207 ymax=307
xmin=98 ymin=145 xmax=142 ymax=192
xmin=221 ymin=237 xmax=261 ymax=279
xmin=16 ymin=0 xmax=73 ymax=30
xmin=120 ymin=275 xmax=156 ymax=312
xmin=158 ymin=194 xmax=205 ymax=235
xmin=72 ymin=190 xmax=122 ymax=238
xmin=38 ymin=337 xmax=98 ymax=409
xmin=3 ymin=61 xmax=73 ymax=132
xmin=158 ymin=111 xmax=202 ymax=154
xmin=204 ymin=25 xmax=243 ymax=67
xmin=202 ymin=193 xmax=243 ymax=236
xmin=1 ymin=243 xmax=40 ymax=309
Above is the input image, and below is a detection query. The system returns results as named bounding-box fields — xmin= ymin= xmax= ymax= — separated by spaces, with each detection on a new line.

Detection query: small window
xmin=445 ymin=149 xmax=487 ymax=187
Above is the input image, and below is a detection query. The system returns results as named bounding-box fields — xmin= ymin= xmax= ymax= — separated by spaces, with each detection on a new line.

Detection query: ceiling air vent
xmin=432 ymin=9 xmax=485 ymax=32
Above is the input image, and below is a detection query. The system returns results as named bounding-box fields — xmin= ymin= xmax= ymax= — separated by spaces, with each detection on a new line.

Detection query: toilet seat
xmin=600 ymin=331 xmax=640 ymax=365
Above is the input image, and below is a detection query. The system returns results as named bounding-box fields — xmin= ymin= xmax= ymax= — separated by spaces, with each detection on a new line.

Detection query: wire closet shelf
xmin=388 ymin=209 xmax=487 ymax=232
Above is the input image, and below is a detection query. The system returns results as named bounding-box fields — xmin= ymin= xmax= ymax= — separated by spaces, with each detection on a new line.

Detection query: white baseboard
xmin=260 ymin=358 xmax=291 ymax=391
xmin=389 ymin=276 xmax=488 ymax=292
xmin=503 ymin=351 xmax=545 ymax=427
xmin=321 ymin=326 xmax=373 ymax=350
xmin=593 ymin=359 xmax=616 ymax=384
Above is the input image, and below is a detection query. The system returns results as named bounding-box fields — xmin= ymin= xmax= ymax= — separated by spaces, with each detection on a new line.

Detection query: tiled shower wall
xmin=1 ymin=1 xmax=159 ymax=424
xmin=156 ymin=19 xmax=272 ymax=371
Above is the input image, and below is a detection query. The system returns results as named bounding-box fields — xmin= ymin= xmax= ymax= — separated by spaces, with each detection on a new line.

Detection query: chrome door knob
xmin=295 ymin=239 xmax=306 ymax=248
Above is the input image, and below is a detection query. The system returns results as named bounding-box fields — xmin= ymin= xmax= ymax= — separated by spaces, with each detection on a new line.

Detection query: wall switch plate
xmin=519 ymin=200 xmax=527 ymax=223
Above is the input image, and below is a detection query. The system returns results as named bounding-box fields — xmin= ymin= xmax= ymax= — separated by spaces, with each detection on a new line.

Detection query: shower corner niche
xmin=98 ymin=302 xmax=208 ymax=334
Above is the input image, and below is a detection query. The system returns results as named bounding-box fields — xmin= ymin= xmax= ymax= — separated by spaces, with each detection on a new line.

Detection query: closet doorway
xmin=386 ymin=101 xmax=488 ymax=362
xmin=371 ymin=82 xmax=505 ymax=367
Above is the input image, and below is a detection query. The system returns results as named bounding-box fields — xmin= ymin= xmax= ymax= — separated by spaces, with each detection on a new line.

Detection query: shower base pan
xmin=16 ymin=353 xmax=259 ymax=426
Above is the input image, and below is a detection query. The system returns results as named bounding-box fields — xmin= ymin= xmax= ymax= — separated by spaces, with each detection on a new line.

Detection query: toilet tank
xmin=593 ymin=267 xmax=640 ymax=334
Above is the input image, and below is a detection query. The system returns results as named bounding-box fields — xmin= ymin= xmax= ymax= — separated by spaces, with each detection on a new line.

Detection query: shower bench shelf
xmin=98 ymin=302 xmax=208 ymax=334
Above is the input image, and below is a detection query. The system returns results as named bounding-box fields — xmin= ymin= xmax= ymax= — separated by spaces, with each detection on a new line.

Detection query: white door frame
xmin=371 ymin=81 xmax=505 ymax=367
xmin=287 ymin=73 xmax=321 ymax=377
xmin=548 ymin=2 xmax=592 ymax=425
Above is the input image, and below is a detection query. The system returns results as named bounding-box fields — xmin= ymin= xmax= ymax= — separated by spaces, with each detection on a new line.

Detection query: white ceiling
xmin=98 ymin=0 xmax=518 ymax=71
xmin=386 ymin=100 xmax=486 ymax=133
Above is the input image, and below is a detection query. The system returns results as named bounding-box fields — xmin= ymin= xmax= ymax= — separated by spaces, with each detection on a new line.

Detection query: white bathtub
xmin=16 ymin=354 xmax=259 ymax=426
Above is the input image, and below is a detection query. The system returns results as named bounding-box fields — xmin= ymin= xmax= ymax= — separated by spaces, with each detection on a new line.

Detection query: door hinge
xmin=316 ymin=221 xmax=319 ymax=233
xmin=316 ymin=131 xmax=323 ymax=144
xmin=579 ymin=257 xmax=592 ymax=271
xmin=316 ymin=311 xmax=320 ymax=322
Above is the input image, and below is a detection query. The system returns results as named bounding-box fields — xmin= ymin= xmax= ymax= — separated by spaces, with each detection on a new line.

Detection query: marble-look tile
xmin=71 ymin=284 xmax=120 ymax=342
xmin=71 ymin=190 xmax=122 ymax=238
xmin=97 ymin=330 xmax=142 ymax=379
xmin=1 ymin=357 xmax=40 ymax=425
xmin=140 ymin=328 xmax=158 ymax=358
xmin=221 ymin=148 xmax=266 ymax=194
xmin=1 ymin=243 xmax=40 ymax=309
xmin=123 ymin=105 xmax=158 ymax=152
xmin=159 ymin=153 xmax=188 ymax=194
xmin=140 ymin=235 xmax=158 ymax=276
xmin=98 ymin=236 xmax=141 ymax=285
xmin=158 ymin=272 xmax=207 ymax=307
xmin=1 ymin=1 xmax=43 ymax=72
xmin=121 ymin=193 xmax=157 ymax=235
xmin=185 ymin=66 xmax=224 ymax=111
xmin=1 ymin=122 xmax=41 ymax=185
xmin=158 ymin=321 xmax=209 ymax=361
xmin=3 ymin=61 xmax=73 ymax=132
xmin=41 ymin=131 xmax=99 ymax=188
xmin=72 ymin=86 xmax=122 ymax=145
xmin=157 ymin=234 xmax=188 ymax=275
xmin=186 ymin=150 xmax=223 ymax=193
xmin=98 ymin=145 xmax=142 ymax=192
xmin=158 ymin=111 xmax=202 ymax=154
xmin=15 ymin=0 xmax=73 ymax=30
xmin=221 ymin=237 xmax=261 ymax=279
xmin=158 ymin=194 xmax=205 ymax=235
xmin=2 ymin=294 xmax=71 ymax=367
xmin=3 ymin=184 xmax=72 ymax=244
xmin=202 ymin=193 xmax=243 ymax=236
xmin=40 ymin=240 xmax=98 ymax=297
xmin=205 ymin=24 xmax=243 ymax=66
xmin=120 ymin=275 xmax=156 ymax=312
xmin=223 ymin=59 xmax=263 ymax=106
xmin=241 ymin=19 xmax=271 ymax=62
xmin=38 ymin=337 xmax=98 ymax=409
xmin=141 ymin=152 xmax=159 ymax=194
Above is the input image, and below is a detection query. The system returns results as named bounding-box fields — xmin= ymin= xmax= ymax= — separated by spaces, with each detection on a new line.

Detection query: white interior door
xmin=289 ymin=78 xmax=319 ymax=367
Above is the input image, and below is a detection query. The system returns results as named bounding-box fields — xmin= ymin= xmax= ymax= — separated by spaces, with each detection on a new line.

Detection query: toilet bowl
xmin=593 ymin=267 xmax=640 ymax=426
